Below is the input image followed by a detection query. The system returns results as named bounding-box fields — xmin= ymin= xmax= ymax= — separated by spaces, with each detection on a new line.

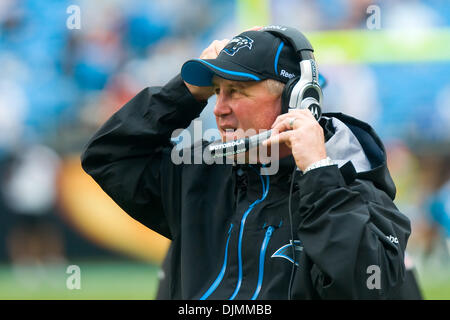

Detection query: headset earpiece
xmin=282 ymin=60 xmax=322 ymax=120
xmin=281 ymin=77 xmax=299 ymax=114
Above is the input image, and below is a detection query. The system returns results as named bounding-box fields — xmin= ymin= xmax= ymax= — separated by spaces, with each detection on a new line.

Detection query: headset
xmin=207 ymin=25 xmax=323 ymax=159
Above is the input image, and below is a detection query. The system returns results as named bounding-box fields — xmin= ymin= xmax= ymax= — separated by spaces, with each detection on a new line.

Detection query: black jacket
xmin=81 ymin=74 xmax=411 ymax=299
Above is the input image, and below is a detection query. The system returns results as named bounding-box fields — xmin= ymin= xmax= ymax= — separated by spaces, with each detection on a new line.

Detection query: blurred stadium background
xmin=0 ymin=0 xmax=449 ymax=299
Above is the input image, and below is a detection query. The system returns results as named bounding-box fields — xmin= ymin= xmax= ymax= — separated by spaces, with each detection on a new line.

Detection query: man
xmin=81 ymin=27 xmax=411 ymax=299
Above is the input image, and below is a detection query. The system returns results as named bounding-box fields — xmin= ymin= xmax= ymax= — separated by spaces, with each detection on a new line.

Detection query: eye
xmin=214 ymin=87 xmax=220 ymax=95
xmin=231 ymin=87 xmax=248 ymax=97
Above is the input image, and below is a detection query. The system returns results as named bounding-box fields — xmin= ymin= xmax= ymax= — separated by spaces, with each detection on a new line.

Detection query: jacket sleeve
xmin=296 ymin=165 xmax=411 ymax=299
xmin=80 ymin=74 xmax=207 ymax=239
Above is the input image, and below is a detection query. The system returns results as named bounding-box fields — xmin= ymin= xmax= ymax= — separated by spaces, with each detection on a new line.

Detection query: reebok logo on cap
xmin=280 ymin=69 xmax=295 ymax=79
xmin=222 ymin=35 xmax=254 ymax=56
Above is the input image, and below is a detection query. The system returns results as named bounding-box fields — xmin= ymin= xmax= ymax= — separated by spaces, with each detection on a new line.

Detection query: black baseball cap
xmin=181 ymin=30 xmax=302 ymax=86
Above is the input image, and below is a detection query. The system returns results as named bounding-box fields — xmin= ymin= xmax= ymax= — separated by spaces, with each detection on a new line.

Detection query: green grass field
xmin=0 ymin=260 xmax=160 ymax=300
xmin=415 ymin=265 xmax=450 ymax=300
xmin=0 ymin=260 xmax=448 ymax=299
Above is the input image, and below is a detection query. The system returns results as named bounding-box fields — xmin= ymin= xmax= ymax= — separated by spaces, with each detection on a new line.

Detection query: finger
xmin=299 ymin=108 xmax=317 ymax=121
xmin=262 ymin=131 xmax=291 ymax=148
xmin=271 ymin=118 xmax=294 ymax=134
xmin=271 ymin=113 xmax=292 ymax=130
xmin=214 ymin=39 xmax=230 ymax=55
xmin=271 ymin=109 xmax=315 ymax=130
xmin=262 ymin=131 xmax=291 ymax=147
xmin=271 ymin=115 xmax=304 ymax=133
xmin=200 ymin=39 xmax=229 ymax=59
xmin=271 ymin=110 xmax=302 ymax=129
xmin=266 ymin=127 xmax=279 ymax=143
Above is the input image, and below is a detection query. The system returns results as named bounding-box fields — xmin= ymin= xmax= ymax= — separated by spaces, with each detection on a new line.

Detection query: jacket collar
xmin=231 ymin=112 xmax=397 ymax=200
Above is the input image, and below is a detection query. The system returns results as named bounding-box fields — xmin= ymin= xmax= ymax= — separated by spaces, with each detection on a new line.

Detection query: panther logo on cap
xmin=222 ymin=35 xmax=253 ymax=56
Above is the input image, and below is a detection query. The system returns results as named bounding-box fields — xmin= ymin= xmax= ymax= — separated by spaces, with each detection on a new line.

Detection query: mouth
xmin=219 ymin=125 xmax=239 ymax=141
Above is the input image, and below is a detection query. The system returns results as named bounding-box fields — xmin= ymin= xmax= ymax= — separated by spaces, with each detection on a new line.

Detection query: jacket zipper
xmin=251 ymin=225 xmax=275 ymax=300
xmin=199 ymin=223 xmax=233 ymax=300
xmin=229 ymin=166 xmax=270 ymax=300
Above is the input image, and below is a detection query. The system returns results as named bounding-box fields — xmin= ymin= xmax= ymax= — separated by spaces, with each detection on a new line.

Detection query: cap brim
xmin=181 ymin=58 xmax=263 ymax=86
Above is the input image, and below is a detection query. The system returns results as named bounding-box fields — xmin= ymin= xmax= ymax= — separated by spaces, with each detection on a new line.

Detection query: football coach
xmin=81 ymin=25 xmax=411 ymax=299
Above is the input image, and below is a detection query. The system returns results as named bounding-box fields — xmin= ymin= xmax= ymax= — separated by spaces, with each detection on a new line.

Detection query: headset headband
xmin=261 ymin=25 xmax=315 ymax=61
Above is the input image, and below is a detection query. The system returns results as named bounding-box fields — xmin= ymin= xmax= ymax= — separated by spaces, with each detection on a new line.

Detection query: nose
xmin=213 ymin=91 xmax=232 ymax=118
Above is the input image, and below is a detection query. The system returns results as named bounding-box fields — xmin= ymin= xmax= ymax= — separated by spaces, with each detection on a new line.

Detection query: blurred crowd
xmin=0 ymin=0 xmax=449 ymax=291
